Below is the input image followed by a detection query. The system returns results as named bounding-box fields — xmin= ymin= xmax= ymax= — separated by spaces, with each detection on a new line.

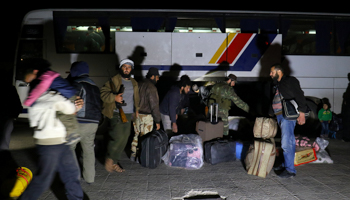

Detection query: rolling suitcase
xmin=245 ymin=138 xmax=276 ymax=178
xmin=253 ymin=117 xmax=277 ymax=139
xmin=196 ymin=103 xmax=224 ymax=142
xmin=204 ymin=138 xmax=236 ymax=165
xmin=139 ymin=129 xmax=168 ymax=169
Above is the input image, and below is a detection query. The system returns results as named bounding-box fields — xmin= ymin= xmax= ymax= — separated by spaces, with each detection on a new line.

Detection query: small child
xmin=318 ymin=102 xmax=332 ymax=138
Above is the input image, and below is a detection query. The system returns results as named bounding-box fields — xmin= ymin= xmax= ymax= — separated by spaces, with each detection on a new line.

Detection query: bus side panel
xmin=115 ymin=32 xmax=172 ymax=66
xmin=171 ymin=33 xmax=227 ymax=66
xmin=286 ymin=56 xmax=350 ymax=113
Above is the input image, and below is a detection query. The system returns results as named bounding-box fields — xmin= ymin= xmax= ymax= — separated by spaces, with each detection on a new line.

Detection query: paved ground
xmin=3 ymin=120 xmax=350 ymax=200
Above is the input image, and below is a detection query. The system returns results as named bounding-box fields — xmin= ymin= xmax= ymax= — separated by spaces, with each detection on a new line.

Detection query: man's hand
xmin=172 ymin=122 xmax=178 ymax=133
xmin=297 ymin=112 xmax=306 ymax=125
xmin=115 ymin=93 xmax=123 ymax=104
xmin=156 ymin=123 xmax=160 ymax=130
xmin=75 ymin=96 xmax=84 ymax=112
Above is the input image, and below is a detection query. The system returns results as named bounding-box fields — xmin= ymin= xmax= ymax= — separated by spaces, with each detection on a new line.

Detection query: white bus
xmin=14 ymin=9 xmax=350 ymax=121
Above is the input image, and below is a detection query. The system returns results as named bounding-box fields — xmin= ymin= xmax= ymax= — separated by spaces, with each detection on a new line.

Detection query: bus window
xmin=282 ymin=18 xmax=334 ymax=55
xmin=173 ymin=16 xmax=222 ymax=33
xmin=335 ymin=19 xmax=350 ymax=55
xmin=54 ymin=17 xmax=106 ymax=53
xmin=225 ymin=17 xmax=278 ymax=34
xmin=282 ymin=18 xmax=317 ymax=54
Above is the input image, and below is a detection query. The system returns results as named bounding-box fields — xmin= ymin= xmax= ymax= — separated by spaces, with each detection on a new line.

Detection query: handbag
xmin=279 ymin=91 xmax=310 ymax=120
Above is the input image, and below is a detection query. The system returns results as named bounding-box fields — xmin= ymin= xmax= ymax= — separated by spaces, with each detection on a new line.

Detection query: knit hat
xmin=70 ymin=61 xmax=89 ymax=77
xmin=119 ymin=59 xmax=134 ymax=69
xmin=147 ymin=67 xmax=160 ymax=77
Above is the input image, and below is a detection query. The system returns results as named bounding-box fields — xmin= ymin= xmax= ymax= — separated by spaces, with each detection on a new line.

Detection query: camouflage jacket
xmin=209 ymin=82 xmax=249 ymax=112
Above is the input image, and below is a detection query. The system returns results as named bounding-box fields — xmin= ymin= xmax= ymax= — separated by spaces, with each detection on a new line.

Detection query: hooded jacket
xmin=68 ymin=61 xmax=102 ymax=123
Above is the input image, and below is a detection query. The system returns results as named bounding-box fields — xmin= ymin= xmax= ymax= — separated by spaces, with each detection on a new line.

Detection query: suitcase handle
xmin=210 ymin=103 xmax=219 ymax=124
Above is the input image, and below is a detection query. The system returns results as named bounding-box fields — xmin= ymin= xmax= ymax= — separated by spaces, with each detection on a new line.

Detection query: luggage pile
xmin=245 ymin=117 xmax=277 ymax=178
xmin=197 ymin=103 xmax=241 ymax=166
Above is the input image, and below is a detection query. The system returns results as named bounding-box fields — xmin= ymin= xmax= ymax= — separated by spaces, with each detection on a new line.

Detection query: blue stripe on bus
xmin=230 ymin=34 xmax=277 ymax=71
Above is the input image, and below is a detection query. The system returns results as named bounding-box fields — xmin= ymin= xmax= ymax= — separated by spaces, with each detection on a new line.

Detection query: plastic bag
xmin=162 ymin=134 xmax=203 ymax=169
xmin=312 ymin=137 xmax=333 ymax=164
xmin=295 ymin=136 xmax=320 ymax=152
xmin=315 ymin=137 xmax=329 ymax=150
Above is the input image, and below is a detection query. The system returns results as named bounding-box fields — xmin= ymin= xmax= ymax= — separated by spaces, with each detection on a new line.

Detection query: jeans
xmin=20 ymin=144 xmax=83 ymax=200
xmin=321 ymin=121 xmax=329 ymax=136
xmin=277 ymin=115 xmax=297 ymax=174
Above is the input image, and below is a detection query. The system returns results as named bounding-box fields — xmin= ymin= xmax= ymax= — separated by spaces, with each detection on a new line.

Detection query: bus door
xmin=15 ymin=25 xmax=44 ymax=118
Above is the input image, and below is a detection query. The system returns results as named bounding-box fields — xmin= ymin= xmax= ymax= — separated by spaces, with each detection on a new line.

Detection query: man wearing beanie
xmin=100 ymin=59 xmax=140 ymax=172
xmin=130 ymin=67 xmax=161 ymax=161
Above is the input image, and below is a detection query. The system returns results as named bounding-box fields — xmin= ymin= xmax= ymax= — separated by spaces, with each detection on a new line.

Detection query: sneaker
xmin=130 ymin=155 xmax=136 ymax=162
xmin=129 ymin=155 xmax=139 ymax=163
xmin=278 ymin=170 xmax=296 ymax=178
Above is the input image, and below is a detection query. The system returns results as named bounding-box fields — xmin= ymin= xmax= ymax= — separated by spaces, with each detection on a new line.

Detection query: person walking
xmin=67 ymin=61 xmax=102 ymax=184
xmin=19 ymin=58 xmax=83 ymax=200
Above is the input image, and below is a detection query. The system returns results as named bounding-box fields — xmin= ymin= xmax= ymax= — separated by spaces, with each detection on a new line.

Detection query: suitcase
xmin=196 ymin=121 xmax=224 ymax=142
xmin=204 ymin=139 xmax=236 ymax=165
xmin=253 ymin=117 xmax=277 ymax=139
xmin=196 ymin=103 xmax=224 ymax=142
xmin=139 ymin=129 xmax=168 ymax=169
xmin=245 ymin=138 xmax=276 ymax=178
xmin=294 ymin=148 xmax=317 ymax=166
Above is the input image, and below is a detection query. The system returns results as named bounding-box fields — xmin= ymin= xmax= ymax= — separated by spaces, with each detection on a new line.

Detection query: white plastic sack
xmin=312 ymin=137 xmax=333 ymax=164
xmin=162 ymin=134 xmax=204 ymax=169
xmin=315 ymin=137 xmax=329 ymax=150
xmin=312 ymin=149 xmax=333 ymax=164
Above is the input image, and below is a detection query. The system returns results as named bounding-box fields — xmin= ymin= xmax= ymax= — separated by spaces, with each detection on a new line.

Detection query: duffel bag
xmin=245 ymin=138 xmax=276 ymax=178
xmin=139 ymin=129 xmax=168 ymax=169
xmin=204 ymin=138 xmax=236 ymax=165
xmin=253 ymin=117 xmax=277 ymax=139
